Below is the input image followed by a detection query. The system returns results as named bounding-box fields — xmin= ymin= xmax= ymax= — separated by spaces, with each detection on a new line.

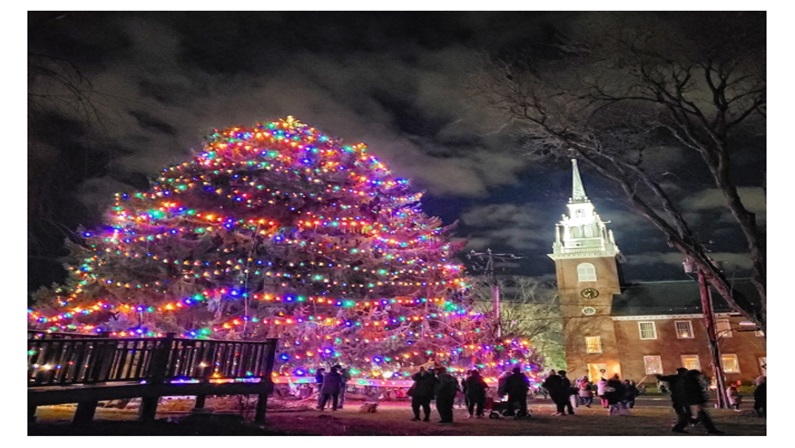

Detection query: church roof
xmin=612 ymin=279 xmax=758 ymax=316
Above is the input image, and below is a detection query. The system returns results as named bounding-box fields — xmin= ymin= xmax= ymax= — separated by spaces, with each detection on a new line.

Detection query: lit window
xmin=721 ymin=354 xmax=740 ymax=373
xmin=681 ymin=355 xmax=701 ymax=371
xmin=758 ymin=357 xmax=766 ymax=375
xmin=643 ymin=356 xmax=663 ymax=375
xmin=638 ymin=321 xmax=657 ymax=340
xmin=755 ymin=329 xmax=765 ymax=337
xmin=577 ymin=263 xmax=596 ymax=282
xmin=585 ymin=336 xmax=602 ymax=354
xmin=716 ymin=319 xmax=732 ymax=338
xmin=675 ymin=320 xmax=694 ymax=338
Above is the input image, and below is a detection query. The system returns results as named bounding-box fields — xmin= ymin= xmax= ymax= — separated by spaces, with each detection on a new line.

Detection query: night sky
xmin=26 ymin=9 xmax=770 ymax=296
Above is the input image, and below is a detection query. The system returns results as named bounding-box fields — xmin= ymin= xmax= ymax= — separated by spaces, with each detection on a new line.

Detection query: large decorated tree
xmin=29 ymin=117 xmax=544 ymax=379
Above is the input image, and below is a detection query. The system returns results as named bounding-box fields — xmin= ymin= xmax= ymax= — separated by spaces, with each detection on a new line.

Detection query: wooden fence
xmin=27 ymin=331 xmax=279 ymax=425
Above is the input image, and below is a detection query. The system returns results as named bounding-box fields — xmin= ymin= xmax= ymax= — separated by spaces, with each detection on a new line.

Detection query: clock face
xmin=580 ymin=287 xmax=599 ymax=299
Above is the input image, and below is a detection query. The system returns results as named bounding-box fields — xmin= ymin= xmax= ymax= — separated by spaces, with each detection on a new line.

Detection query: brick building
xmin=548 ymin=160 xmax=766 ymax=386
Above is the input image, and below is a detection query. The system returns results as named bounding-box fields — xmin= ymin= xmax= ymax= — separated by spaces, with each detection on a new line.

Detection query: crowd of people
xmin=307 ymin=363 xmax=767 ymax=430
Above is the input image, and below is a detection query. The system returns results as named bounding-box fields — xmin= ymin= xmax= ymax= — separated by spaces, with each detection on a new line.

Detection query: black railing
xmin=28 ymin=331 xmax=279 ymax=387
xmin=28 ymin=330 xmax=280 ymax=424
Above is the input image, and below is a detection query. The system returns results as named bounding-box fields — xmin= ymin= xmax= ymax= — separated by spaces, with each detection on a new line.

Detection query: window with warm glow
xmin=643 ymin=355 xmax=663 ymax=374
xmin=585 ymin=336 xmax=602 ymax=354
xmin=577 ymin=263 xmax=596 ymax=282
xmin=716 ymin=318 xmax=732 ymax=338
xmin=758 ymin=357 xmax=766 ymax=375
xmin=675 ymin=320 xmax=693 ymax=338
xmin=721 ymin=354 xmax=740 ymax=373
xmin=639 ymin=321 xmax=657 ymax=340
xmin=681 ymin=354 xmax=700 ymax=371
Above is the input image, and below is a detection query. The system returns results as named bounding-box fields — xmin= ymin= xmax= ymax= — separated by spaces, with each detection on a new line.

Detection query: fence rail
xmin=27 ymin=330 xmax=279 ymax=424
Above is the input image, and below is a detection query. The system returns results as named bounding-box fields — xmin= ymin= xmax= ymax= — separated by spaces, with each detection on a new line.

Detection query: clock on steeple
xmin=580 ymin=287 xmax=599 ymax=299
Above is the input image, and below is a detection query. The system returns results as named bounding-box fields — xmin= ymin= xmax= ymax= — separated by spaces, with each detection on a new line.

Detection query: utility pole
xmin=684 ymin=255 xmax=728 ymax=409
xmin=467 ymin=249 xmax=523 ymax=338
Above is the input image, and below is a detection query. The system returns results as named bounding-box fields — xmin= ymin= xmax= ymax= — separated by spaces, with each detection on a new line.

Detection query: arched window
xmin=577 ymin=263 xmax=597 ymax=282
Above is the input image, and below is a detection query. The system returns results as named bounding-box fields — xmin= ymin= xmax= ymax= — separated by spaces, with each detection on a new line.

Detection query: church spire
xmin=549 ymin=159 xmax=620 ymax=260
xmin=571 ymin=159 xmax=588 ymax=203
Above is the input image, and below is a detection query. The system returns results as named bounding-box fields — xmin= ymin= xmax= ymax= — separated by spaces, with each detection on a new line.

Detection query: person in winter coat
xmin=434 ymin=366 xmax=460 ymax=423
xmin=604 ymin=374 xmax=626 ymax=415
xmin=542 ymin=369 xmax=567 ymax=415
xmin=657 ymin=368 xmax=693 ymax=426
xmin=463 ymin=369 xmax=489 ymax=418
xmin=333 ymin=364 xmax=351 ymax=409
xmin=559 ymin=370 xmax=576 ymax=415
xmin=314 ymin=367 xmax=326 ymax=409
xmin=504 ymin=366 xmax=531 ymax=418
xmin=596 ymin=376 xmax=609 ymax=408
xmin=753 ymin=375 xmax=766 ymax=417
xmin=578 ymin=376 xmax=594 ymax=407
xmin=679 ymin=370 xmax=724 ymax=434
xmin=409 ymin=366 xmax=437 ymax=421
xmin=318 ymin=366 xmax=345 ymax=411
xmin=622 ymin=379 xmax=640 ymax=409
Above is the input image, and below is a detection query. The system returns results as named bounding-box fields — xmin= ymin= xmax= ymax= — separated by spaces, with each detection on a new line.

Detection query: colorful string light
xmin=29 ymin=116 xmax=543 ymax=378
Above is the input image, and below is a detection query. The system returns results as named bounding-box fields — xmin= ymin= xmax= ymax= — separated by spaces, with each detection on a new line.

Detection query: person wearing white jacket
xmin=597 ymin=377 xmax=608 ymax=408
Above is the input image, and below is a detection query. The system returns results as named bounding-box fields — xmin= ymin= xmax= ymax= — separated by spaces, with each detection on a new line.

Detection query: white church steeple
xmin=549 ymin=159 xmax=620 ymax=260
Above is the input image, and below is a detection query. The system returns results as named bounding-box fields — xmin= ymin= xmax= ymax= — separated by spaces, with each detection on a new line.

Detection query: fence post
xmin=139 ymin=333 xmax=175 ymax=422
xmin=254 ymin=338 xmax=278 ymax=423
xmin=192 ymin=340 xmax=213 ymax=413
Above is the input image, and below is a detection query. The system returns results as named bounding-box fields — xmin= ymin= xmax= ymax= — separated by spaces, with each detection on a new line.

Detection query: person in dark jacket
xmin=660 ymin=369 xmax=724 ymax=434
xmin=333 ymin=364 xmax=351 ymax=409
xmin=314 ymin=367 xmax=326 ymax=409
xmin=409 ymin=366 xmax=437 ymax=421
xmin=559 ymin=370 xmax=575 ymax=415
xmin=622 ymin=379 xmax=640 ymax=409
xmin=504 ymin=366 xmax=531 ymax=418
xmin=463 ymin=369 xmax=489 ymax=418
xmin=318 ymin=365 xmax=344 ymax=411
xmin=542 ymin=369 xmax=567 ymax=415
xmin=681 ymin=370 xmax=724 ymax=434
xmin=656 ymin=368 xmax=693 ymax=426
xmin=434 ymin=366 xmax=460 ymax=423
xmin=753 ymin=375 xmax=766 ymax=417
xmin=604 ymin=374 xmax=626 ymax=415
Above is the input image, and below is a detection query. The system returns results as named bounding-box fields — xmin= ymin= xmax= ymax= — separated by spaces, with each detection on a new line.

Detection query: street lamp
xmin=683 ymin=256 xmax=728 ymax=409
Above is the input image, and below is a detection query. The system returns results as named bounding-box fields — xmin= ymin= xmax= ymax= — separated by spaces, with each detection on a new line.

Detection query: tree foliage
xmin=467 ymin=276 xmax=564 ymax=371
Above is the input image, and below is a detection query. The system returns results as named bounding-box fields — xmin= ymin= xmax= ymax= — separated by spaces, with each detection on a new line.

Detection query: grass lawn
xmin=29 ymin=396 xmax=766 ymax=436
